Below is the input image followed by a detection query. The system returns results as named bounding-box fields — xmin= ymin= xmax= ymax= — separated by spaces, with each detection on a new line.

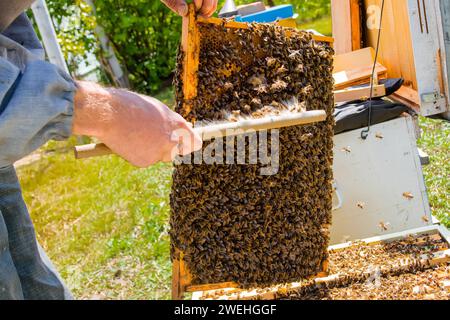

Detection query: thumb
xmin=161 ymin=0 xmax=189 ymax=16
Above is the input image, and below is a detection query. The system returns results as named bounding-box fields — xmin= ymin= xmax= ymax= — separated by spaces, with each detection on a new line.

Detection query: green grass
xmin=19 ymin=153 xmax=173 ymax=299
xmin=417 ymin=116 xmax=450 ymax=227
xmin=297 ymin=16 xmax=332 ymax=36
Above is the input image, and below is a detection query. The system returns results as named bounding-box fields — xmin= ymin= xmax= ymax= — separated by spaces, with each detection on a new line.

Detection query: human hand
xmin=73 ymin=81 xmax=202 ymax=167
xmin=161 ymin=0 xmax=218 ymax=17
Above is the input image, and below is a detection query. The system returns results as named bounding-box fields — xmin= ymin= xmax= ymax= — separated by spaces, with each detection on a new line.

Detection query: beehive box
xmin=195 ymin=225 xmax=450 ymax=300
xmin=170 ymin=7 xmax=335 ymax=299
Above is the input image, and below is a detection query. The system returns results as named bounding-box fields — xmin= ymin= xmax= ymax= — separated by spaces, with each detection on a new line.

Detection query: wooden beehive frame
xmin=172 ymin=4 xmax=334 ymax=300
xmin=191 ymin=225 xmax=450 ymax=300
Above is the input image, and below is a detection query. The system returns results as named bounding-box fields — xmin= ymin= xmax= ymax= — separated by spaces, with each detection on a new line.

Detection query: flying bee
xmin=403 ymin=192 xmax=414 ymax=200
xmin=379 ymin=221 xmax=390 ymax=231
xmin=341 ymin=146 xmax=351 ymax=153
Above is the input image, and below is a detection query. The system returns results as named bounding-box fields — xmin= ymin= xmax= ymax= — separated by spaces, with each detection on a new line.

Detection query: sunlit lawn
xmin=297 ymin=16 xmax=332 ymax=36
xmin=19 ymin=152 xmax=173 ymax=299
xmin=417 ymin=116 xmax=450 ymax=227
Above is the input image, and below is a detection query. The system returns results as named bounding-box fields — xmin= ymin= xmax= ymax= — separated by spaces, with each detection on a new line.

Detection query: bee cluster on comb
xmin=279 ymin=234 xmax=450 ymax=300
xmin=170 ymin=22 xmax=335 ymax=287
xmin=199 ymin=234 xmax=449 ymax=300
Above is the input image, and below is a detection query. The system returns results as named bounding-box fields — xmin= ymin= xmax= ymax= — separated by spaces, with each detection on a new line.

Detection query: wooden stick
xmin=181 ymin=3 xmax=200 ymax=117
xmin=198 ymin=110 xmax=326 ymax=140
xmin=172 ymin=251 xmax=182 ymax=300
xmin=333 ymin=63 xmax=387 ymax=90
xmin=74 ymin=110 xmax=327 ymax=159
xmin=186 ymin=282 xmax=240 ymax=293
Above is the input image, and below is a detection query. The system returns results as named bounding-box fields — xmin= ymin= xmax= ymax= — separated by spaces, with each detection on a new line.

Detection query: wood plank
xmin=364 ymin=0 xmax=417 ymax=89
xmin=331 ymin=0 xmax=352 ymax=54
xmin=179 ymin=251 xmax=192 ymax=292
xmin=197 ymin=16 xmax=334 ymax=44
xmin=350 ymin=0 xmax=362 ymax=51
xmin=390 ymin=85 xmax=420 ymax=112
xmin=334 ymin=63 xmax=387 ymax=90
xmin=334 ymin=84 xmax=386 ymax=102
xmin=437 ymin=48 xmax=446 ymax=96
xmin=172 ymin=250 xmax=182 ymax=300
xmin=334 ymin=47 xmax=376 ymax=73
xmin=181 ymin=3 xmax=200 ymax=117
xmin=438 ymin=225 xmax=450 ymax=245
xmin=331 ymin=0 xmax=362 ymax=53
xmin=186 ymin=282 xmax=239 ymax=292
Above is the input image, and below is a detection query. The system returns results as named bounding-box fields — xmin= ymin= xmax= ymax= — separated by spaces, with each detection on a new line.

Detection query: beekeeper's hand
xmin=72 ymin=81 xmax=202 ymax=167
xmin=161 ymin=0 xmax=218 ymax=17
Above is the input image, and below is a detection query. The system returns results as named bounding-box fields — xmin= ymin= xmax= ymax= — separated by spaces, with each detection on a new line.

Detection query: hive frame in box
xmin=172 ymin=4 xmax=334 ymax=300
xmin=191 ymin=224 xmax=450 ymax=300
xmin=332 ymin=0 xmax=450 ymax=117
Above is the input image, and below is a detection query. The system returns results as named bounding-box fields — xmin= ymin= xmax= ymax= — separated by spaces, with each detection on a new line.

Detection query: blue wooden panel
xmin=234 ymin=4 xmax=294 ymax=23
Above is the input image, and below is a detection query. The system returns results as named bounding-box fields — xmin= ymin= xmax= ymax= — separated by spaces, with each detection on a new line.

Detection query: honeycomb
xmin=171 ymin=21 xmax=335 ymax=287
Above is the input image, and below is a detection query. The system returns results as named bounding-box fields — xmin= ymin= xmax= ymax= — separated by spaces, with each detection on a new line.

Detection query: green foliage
xmin=45 ymin=0 xmax=97 ymax=75
xmin=93 ymin=0 xmax=182 ymax=93
xmin=45 ymin=0 xmax=182 ymax=93
xmin=297 ymin=15 xmax=332 ymax=36
xmin=44 ymin=0 xmax=331 ymax=94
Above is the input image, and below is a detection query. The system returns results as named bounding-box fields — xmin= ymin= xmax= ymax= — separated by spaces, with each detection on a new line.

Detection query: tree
xmin=42 ymin=0 xmax=331 ymax=94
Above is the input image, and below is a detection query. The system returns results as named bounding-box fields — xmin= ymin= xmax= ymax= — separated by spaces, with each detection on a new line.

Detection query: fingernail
xmin=179 ymin=4 xmax=188 ymax=16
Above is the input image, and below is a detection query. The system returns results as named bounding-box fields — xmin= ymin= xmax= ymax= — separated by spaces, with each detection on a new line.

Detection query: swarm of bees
xmin=171 ymin=22 xmax=335 ymax=287
xmin=280 ymin=234 xmax=450 ymax=300
xmin=200 ymin=234 xmax=449 ymax=300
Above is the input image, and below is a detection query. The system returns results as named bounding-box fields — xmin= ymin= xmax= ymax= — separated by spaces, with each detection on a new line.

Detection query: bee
xmin=266 ymin=57 xmax=278 ymax=67
xmin=357 ymin=202 xmax=366 ymax=209
xmin=223 ymin=82 xmax=234 ymax=91
xmin=341 ymin=146 xmax=351 ymax=153
xmin=403 ymin=192 xmax=414 ymax=200
xmin=270 ymin=80 xmax=288 ymax=92
xmin=379 ymin=221 xmax=391 ymax=231
xmin=254 ymin=84 xmax=268 ymax=94
xmin=247 ymin=74 xmax=265 ymax=87
xmin=276 ymin=65 xmax=288 ymax=74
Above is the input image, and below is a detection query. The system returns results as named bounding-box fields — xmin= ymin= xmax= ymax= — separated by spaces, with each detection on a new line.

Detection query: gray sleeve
xmin=0 ymin=0 xmax=35 ymax=31
xmin=0 ymin=57 xmax=76 ymax=167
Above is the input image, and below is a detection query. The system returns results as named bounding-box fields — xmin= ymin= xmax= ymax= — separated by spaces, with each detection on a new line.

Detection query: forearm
xmin=72 ymin=81 xmax=115 ymax=138
xmin=71 ymin=80 xmax=202 ymax=167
